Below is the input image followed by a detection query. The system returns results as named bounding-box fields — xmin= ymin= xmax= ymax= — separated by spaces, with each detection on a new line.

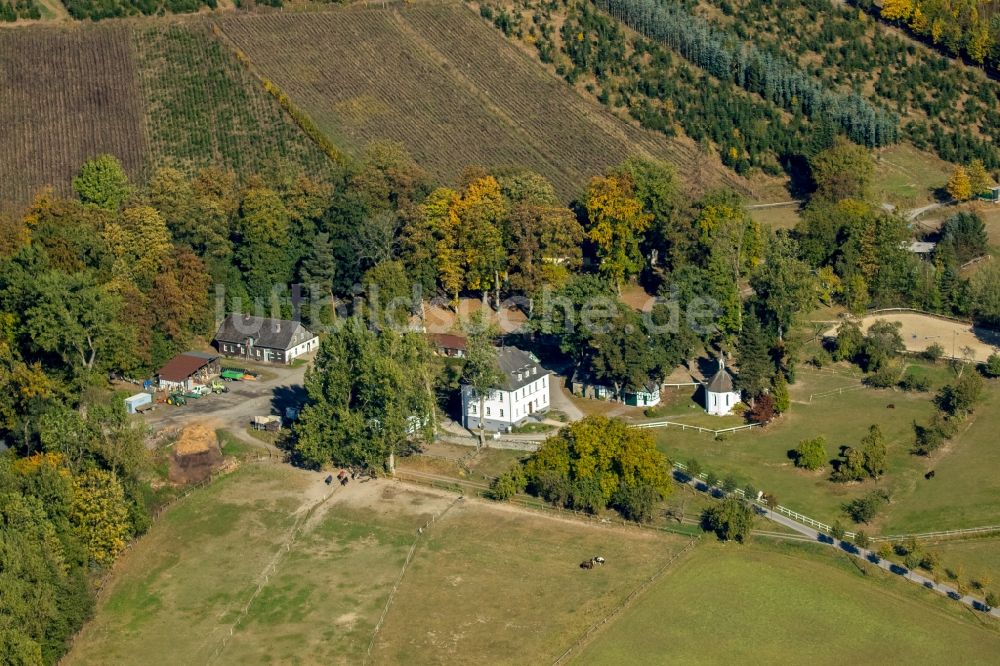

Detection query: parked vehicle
xmin=124 ymin=392 xmax=152 ymax=414
xmin=166 ymin=392 xmax=187 ymax=406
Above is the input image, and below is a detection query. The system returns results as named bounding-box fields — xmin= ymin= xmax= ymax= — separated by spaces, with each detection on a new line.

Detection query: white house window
xmin=486 ymin=407 xmax=491 ymax=416
xmin=470 ymin=404 xmax=477 ymax=414
xmin=543 ymin=376 xmax=547 ymax=388
xmin=726 ymin=395 xmax=730 ymax=406
xmin=499 ymin=409 xmax=504 ymax=418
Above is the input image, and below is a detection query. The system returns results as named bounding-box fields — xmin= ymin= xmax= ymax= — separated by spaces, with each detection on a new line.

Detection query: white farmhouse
xmin=461 ymin=348 xmax=550 ymax=432
xmin=704 ymin=358 xmax=741 ymax=416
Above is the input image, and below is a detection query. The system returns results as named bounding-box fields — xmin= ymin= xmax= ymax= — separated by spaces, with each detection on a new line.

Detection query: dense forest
xmin=479 ymin=0 xmax=998 ymax=173
xmin=0 ymin=0 xmax=39 ymax=20
xmin=862 ymin=0 xmax=1000 ymax=69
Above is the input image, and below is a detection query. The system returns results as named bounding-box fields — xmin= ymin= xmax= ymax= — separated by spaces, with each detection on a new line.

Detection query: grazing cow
xmin=886 ymin=404 xmax=896 ymax=409
xmin=580 ymin=560 xmax=594 ymax=570
xmin=925 ymin=470 xmax=936 ymax=480
xmin=594 ymin=556 xmax=606 ymax=565
xmin=324 ymin=475 xmax=334 ymax=485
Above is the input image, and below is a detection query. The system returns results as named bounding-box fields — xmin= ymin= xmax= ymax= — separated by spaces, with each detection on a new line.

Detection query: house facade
xmin=704 ymin=358 xmax=741 ymax=416
xmin=570 ymin=366 xmax=614 ymax=401
xmin=624 ymin=382 xmax=661 ymax=407
xmin=213 ymin=314 xmax=319 ymax=364
xmin=429 ymin=333 xmax=467 ymax=358
xmin=461 ymin=348 xmax=550 ymax=432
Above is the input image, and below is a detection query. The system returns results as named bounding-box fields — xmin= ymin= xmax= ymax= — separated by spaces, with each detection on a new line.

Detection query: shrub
xmin=984 ymin=353 xmax=1000 ymax=378
xmin=834 ymin=320 xmax=863 ymax=363
xmin=865 ymin=362 xmax=899 ymax=388
xmin=722 ymin=475 xmax=740 ymax=492
xmin=743 ymin=483 xmax=758 ymax=500
xmin=986 ymin=592 xmax=999 ymax=610
xmin=937 ymin=372 xmax=985 ymax=416
xmin=701 ymin=497 xmax=754 ymax=542
xmin=704 ymin=471 xmax=719 ymax=488
xmin=853 ymin=530 xmax=870 ymax=548
xmin=489 ymin=467 xmax=526 ymax=501
xmin=843 ymin=489 xmax=890 ymax=523
xmin=898 ymin=372 xmax=930 ymax=392
xmin=904 ymin=552 xmax=921 ymax=570
xmin=876 ymin=542 xmax=893 ymax=560
xmin=611 ymin=483 xmax=661 ymax=523
xmin=747 ymin=394 xmax=776 ymax=424
xmin=922 ymin=343 xmax=945 ymax=363
xmin=919 ymin=551 xmax=939 ymax=572
xmin=793 ymin=436 xmax=827 ymax=470
xmin=830 ymin=521 xmax=845 ymax=540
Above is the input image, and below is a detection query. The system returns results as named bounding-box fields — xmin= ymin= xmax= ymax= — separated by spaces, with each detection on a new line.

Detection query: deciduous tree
xmin=946 ymin=165 xmax=973 ymax=201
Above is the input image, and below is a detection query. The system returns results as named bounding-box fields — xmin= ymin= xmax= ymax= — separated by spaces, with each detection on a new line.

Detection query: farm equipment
xmin=210 ymin=380 xmax=230 ymax=394
xmin=220 ymin=369 xmax=245 ymax=381
xmin=251 ymin=415 xmax=281 ymax=432
xmin=182 ymin=389 xmax=203 ymax=400
xmin=166 ymin=392 xmax=187 ymax=406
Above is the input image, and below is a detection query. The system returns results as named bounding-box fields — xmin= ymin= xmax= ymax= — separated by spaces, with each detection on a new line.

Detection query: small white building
xmin=461 ymin=348 xmax=550 ymax=432
xmin=704 ymin=358 xmax=741 ymax=416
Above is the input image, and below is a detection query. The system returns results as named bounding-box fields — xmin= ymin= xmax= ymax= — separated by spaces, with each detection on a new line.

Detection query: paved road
xmin=679 ymin=472 xmax=1000 ymax=618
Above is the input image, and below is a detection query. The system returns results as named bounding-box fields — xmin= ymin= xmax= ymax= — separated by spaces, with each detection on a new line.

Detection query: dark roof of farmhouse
xmin=497 ymin=347 xmax=546 ymax=391
xmin=158 ymin=352 xmax=218 ymax=382
xmin=213 ymin=314 xmax=314 ymax=350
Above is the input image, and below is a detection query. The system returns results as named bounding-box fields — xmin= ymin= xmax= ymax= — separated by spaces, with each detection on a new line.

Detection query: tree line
xmin=596 ymin=0 xmax=899 ymax=147
xmin=866 ymin=0 xmax=1000 ymax=69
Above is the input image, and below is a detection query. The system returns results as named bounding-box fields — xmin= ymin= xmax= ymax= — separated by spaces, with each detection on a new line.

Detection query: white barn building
xmin=704 ymin=358 xmax=741 ymax=416
xmin=461 ymin=348 xmax=550 ymax=432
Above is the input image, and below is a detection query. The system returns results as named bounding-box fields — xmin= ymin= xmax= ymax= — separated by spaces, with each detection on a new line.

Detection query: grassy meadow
xmin=66 ymin=462 xmax=692 ymax=665
xmin=655 ymin=359 xmax=1000 ymax=534
xmin=575 ymin=539 xmax=1000 ymax=664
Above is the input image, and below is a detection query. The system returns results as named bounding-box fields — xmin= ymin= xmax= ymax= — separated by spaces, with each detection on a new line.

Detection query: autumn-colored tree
xmin=0 ymin=211 xmax=29 ymax=259
xmin=967 ymin=159 xmax=992 ymax=197
xmin=523 ymin=415 xmax=672 ymax=514
xmin=585 ymin=175 xmax=652 ymax=293
xmin=506 ymin=203 xmax=583 ymax=298
xmin=416 ymin=187 xmax=463 ymax=304
xmin=70 ymin=468 xmax=130 ymax=566
xmin=946 ymin=165 xmax=973 ymax=201
xmin=456 ymin=176 xmax=508 ymax=307
xmin=880 ymin=0 xmax=914 ymax=22
xmin=103 ymin=206 xmax=172 ymax=291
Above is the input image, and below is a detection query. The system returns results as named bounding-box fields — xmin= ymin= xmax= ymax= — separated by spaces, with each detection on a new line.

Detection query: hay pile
xmin=169 ymin=423 xmax=222 ymax=484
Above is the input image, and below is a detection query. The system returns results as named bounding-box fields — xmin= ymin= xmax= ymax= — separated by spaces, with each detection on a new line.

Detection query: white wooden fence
xmin=633 ymin=420 xmax=761 ymax=435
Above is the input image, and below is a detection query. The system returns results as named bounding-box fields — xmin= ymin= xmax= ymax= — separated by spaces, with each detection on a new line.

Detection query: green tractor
xmin=166 ymin=392 xmax=187 ymax=406
xmin=210 ymin=379 xmax=230 ymax=394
